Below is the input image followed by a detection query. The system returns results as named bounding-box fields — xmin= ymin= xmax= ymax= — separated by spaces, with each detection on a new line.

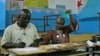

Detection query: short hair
xmin=18 ymin=9 xmax=31 ymax=20
xmin=56 ymin=17 xmax=65 ymax=25
xmin=21 ymin=9 xmax=31 ymax=17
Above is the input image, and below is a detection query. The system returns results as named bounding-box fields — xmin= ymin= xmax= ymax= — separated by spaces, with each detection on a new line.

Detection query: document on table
xmin=11 ymin=47 xmax=38 ymax=52
xmin=86 ymin=40 xmax=94 ymax=47
xmin=96 ymin=41 xmax=100 ymax=45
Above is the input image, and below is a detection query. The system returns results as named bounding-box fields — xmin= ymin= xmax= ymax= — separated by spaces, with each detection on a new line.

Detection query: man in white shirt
xmin=1 ymin=9 xmax=40 ymax=56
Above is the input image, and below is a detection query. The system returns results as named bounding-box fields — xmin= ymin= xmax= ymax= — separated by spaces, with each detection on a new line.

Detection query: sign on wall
xmin=10 ymin=0 xmax=24 ymax=10
xmin=24 ymin=0 xmax=48 ymax=8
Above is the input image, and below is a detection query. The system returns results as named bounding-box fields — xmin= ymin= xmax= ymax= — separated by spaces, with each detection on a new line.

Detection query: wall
xmin=48 ymin=0 xmax=77 ymax=14
xmin=0 ymin=0 xmax=100 ymax=36
xmin=0 ymin=0 xmax=6 ymax=36
xmin=0 ymin=0 xmax=6 ymax=30
xmin=76 ymin=0 xmax=100 ymax=34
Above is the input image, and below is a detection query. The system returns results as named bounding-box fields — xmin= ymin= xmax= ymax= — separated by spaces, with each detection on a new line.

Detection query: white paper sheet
xmin=86 ymin=40 xmax=94 ymax=47
xmin=12 ymin=47 xmax=38 ymax=52
xmin=96 ymin=41 xmax=100 ymax=45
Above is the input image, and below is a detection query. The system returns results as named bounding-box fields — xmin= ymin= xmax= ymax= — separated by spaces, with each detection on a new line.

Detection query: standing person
xmin=1 ymin=9 xmax=40 ymax=56
xmin=43 ymin=10 xmax=78 ymax=44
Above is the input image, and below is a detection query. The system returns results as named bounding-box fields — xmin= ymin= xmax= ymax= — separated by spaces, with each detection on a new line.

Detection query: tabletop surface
xmin=8 ymin=43 xmax=85 ymax=55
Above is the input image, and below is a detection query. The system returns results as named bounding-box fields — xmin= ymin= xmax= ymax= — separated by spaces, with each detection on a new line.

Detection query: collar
xmin=14 ymin=22 xmax=30 ymax=30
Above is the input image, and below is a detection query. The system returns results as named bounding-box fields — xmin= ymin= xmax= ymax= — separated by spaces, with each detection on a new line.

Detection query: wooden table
xmin=86 ymin=43 xmax=100 ymax=56
xmin=92 ymin=44 xmax=100 ymax=56
xmin=8 ymin=43 xmax=89 ymax=56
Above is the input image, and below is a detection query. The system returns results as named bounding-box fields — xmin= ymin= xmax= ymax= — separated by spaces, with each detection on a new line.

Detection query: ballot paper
xmin=97 ymin=41 xmax=100 ymax=45
xmin=12 ymin=47 xmax=38 ymax=52
xmin=86 ymin=40 xmax=94 ymax=47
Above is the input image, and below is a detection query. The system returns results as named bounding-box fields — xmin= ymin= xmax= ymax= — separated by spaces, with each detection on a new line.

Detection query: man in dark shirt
xmin=43 ymin=10 xmax=78 ymax=44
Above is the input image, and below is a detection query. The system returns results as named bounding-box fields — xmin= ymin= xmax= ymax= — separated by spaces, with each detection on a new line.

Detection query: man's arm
xmin=29 ymin=24 xmax=41 ymax=47
xmin=67 ymin=10 xmax=78 ymax=31
xmin=1 ymin=26 xmax=13 ymax=49
xmin=42 ymin=31 xmax=53 ymax=45
xmin=1 ymin=26 xmax=25 ymax=49
xmin=30 ymin=31 xmax=52 ymax=46
xmin=2 ymin=42 xmax=26 ymax=49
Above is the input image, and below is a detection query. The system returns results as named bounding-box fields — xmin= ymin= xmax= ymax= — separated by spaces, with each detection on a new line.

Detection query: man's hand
xmin=16 ymin=42 xmax=26 ymax=48
xmin=29 ymin=38 xmax=43 ymax=47
xmin=2 ymin=42 xmax=26 ymax=49
xmin=66 ymin=10 xmax=72 ymax=14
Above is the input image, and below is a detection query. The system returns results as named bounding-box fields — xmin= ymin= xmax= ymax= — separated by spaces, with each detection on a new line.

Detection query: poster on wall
xmin=24 ymin=0 xmax=48 ymax=8
xmin=11 ymin=0 xmax=24 ymax=10
xmin=11 ymin=0 xmax=48 ymax=9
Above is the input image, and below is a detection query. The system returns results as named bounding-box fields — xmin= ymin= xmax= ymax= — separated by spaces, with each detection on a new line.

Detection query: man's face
xmin=56 ymin=18 xmax=65 ymax=30
xmin=56 ymin=22 xmax=64 ymax=30
xmin=18 ymin=11 xmax=30 ymax=28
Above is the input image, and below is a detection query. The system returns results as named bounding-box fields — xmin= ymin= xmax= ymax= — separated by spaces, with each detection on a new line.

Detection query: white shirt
xmin=1 ymin=23 xmax=40 ymax=47
xmin=1 ymin=22 xmax=40 ymax=47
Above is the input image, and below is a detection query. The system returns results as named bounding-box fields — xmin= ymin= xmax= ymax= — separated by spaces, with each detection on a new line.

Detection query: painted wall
xmin=0 ymin=0 xmax=6 ymax=30
xmin=77 ymin=0 xmax=100 ymax=34
xmin=0 ymin=0 xmax=100 ymax=36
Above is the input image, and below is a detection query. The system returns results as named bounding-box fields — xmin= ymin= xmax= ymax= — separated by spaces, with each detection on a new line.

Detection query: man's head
xmin=17 ymin=9 xmax=31 ymax=28
xmin=56 ymin=18 xmax=65 ymax=30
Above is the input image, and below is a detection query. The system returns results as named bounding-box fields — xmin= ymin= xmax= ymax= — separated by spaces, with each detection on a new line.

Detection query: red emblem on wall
xmin=77 ymin=0 xmax=83 ymax=9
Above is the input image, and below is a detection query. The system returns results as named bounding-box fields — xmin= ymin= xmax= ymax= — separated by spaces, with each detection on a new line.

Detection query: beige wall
xmin=70 ymin=34 xmax=94 ymax=42
xmin=38 ymin=32 xmax=94 ymax=42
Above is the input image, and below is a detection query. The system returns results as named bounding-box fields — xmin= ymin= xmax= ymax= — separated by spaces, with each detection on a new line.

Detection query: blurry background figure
xmin=12 ymin=15 xmax=18 ymax=24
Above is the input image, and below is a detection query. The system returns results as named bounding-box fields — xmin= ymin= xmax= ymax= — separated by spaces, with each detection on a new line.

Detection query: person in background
xmin=42 ymin=10 xmax=78 ymax=44
xmin=1 ymin=9 xmax=40 ymax=56
xmin=12 ymin=15 xmax=18 ymax=24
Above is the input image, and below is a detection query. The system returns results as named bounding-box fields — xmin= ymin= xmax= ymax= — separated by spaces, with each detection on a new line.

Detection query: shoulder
xmin=3 ymin=24 xmax=16 ymax=34
xmin=28 ymin=23 xmax=36 ymax=28
xmin=48 ymin=30 xmax=56 ymax=33
xmin=5 ymin=24 xmax=15 ymax=31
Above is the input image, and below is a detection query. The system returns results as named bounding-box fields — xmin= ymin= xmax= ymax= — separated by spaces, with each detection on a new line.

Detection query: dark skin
xmin=17 ymin=11 xmax=30 ymax=29
xmin=2 ymin=9 xmax=31 ymax=49
xmin=2 ymin=9 xmax=42 ymax=48
xmin=42 ymin=10 xmax=78 ymax=44
xmin=56 ymin=21 xmax=64 ymax=30
xmin=56 ymin=10 xmax=77 ymax=31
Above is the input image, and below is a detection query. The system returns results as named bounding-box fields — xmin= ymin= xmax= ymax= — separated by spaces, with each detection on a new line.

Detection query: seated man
xmin=1 ymin=9 xmax=40 ymax=56
xmin=42 ymin=10 xmax=78 ymax=44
